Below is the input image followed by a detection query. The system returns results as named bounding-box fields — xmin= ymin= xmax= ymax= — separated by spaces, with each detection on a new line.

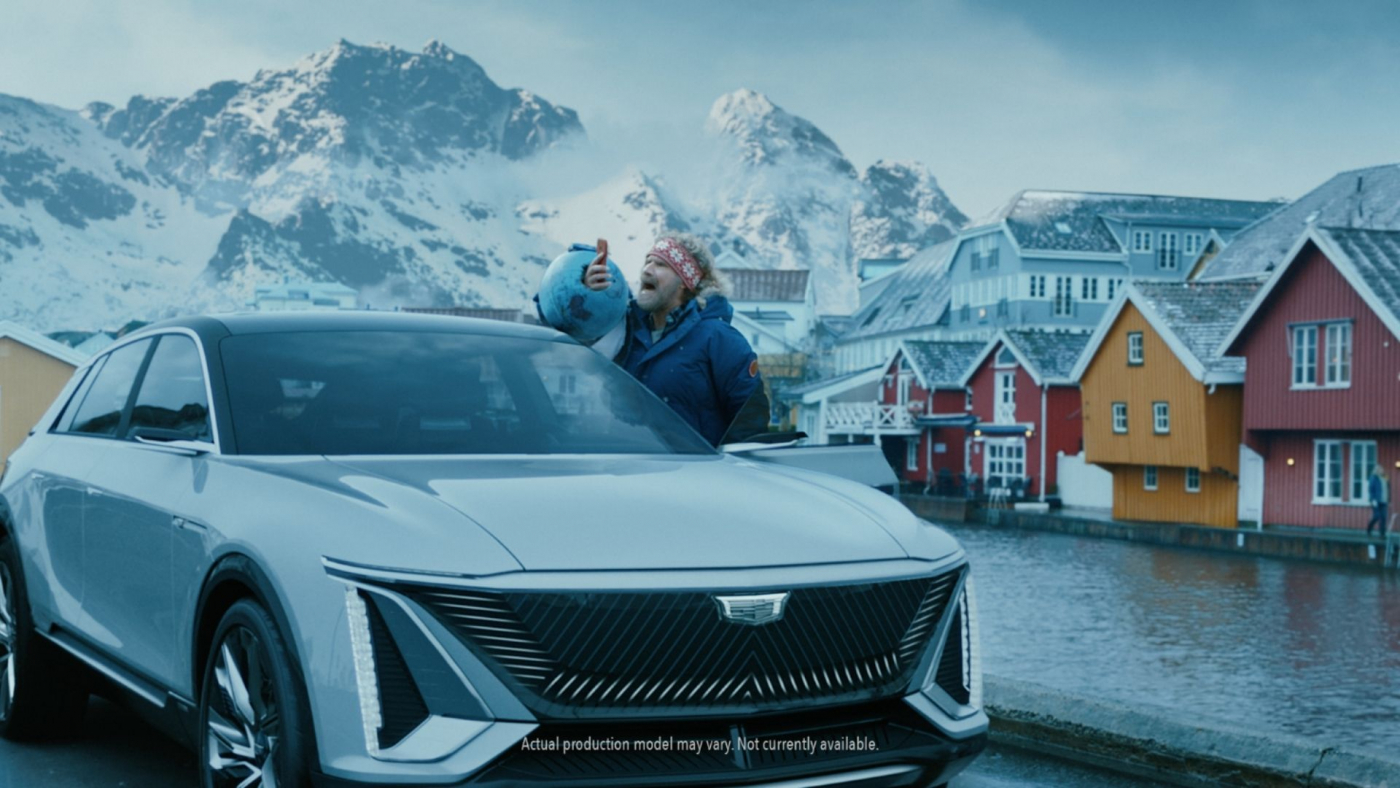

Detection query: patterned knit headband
xmin=646 ymin=238 xmax=703 ymax=292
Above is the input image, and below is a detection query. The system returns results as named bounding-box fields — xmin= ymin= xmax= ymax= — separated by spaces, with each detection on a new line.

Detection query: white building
xmin=251 ymin=281 xmax=359 ymax=312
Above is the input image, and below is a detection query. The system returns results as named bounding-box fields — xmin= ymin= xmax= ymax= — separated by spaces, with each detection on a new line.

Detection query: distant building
xmin=858 ymin=258 xmax=908 ymax=282
xmin=946 ymin=190 xmax=1277 ymax=335
xmin=877 ymin=340 xmax=984 ymax=489
xmin=1197 ymin=163 xmax=1400 ymax=282
xmin=402 ymin=307 xmax=537 ymax=324
xmin=0 ymin=321 xmax=86 ymax=466
xmin=958 ymin=329 xmax=1092 ymax=499
xmin=722 ymin=268 xmax=815 ymax=351
xmin=1073 ymin=281 xmax=1261 ymax=528
xmin=251 ymin=281 xmax=358 ymax=311
xmin=1221 ymin=227 xmax=1400 ymax=531
xmin=49 ymin=330 xmax=116 ymax=356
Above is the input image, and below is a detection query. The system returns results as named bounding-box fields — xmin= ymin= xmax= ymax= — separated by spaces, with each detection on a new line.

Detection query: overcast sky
xmin=4 ymin=0 xmax=1399 ymax=217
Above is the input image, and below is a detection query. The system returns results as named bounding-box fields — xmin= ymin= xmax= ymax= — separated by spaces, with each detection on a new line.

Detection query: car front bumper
xmin=312 ymin=696 xmax=986 ymax=787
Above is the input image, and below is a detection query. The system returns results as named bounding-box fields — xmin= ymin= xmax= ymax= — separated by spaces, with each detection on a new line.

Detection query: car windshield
xmin=219 ymin=331 xmax=715 ymax=456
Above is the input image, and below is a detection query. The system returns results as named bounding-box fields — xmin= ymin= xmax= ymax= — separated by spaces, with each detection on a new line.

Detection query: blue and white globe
xmin=538 ymin=245 xmax=630 ymax=344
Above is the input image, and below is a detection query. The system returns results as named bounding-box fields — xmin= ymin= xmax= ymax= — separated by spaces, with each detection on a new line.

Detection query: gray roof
xmin=1198 ymin=164 xmax=1400 ymax=281
xmin=1002 ymin=330 xmax=1092 ymax=382
xmin=974 ymin=190 xmax=1279 ymax=254
xmin=902 ymin=340 xmax=985 ymax=388
xmin=1132 ymin=281 xmax=1262 ymax=374
xmin=778 ymin=364 xmax=881 ymax=400
xmin=1321 ymin=227 xmax=1400 ymax=328
xmin=724 ymin=269 xmax=810 ymax=302
xmin=841 ymin=238 xmax=957 ymax=340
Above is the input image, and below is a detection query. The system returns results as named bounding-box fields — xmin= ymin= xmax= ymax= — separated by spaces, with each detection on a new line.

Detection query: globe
xmin=538 ymin=245 xmax=630 ymax=344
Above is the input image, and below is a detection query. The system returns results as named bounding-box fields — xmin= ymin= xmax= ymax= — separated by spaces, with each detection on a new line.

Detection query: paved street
xmin=0 ymin=698 xmax=1167 ymax=788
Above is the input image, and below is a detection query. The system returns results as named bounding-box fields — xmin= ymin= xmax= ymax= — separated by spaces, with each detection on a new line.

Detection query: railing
xmin=825 ymin=402 xmax=915 ymax=432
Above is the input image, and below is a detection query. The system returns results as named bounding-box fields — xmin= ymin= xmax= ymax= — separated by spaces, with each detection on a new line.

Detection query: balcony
xmin=824 ymin=402 xmax=918 ymax=434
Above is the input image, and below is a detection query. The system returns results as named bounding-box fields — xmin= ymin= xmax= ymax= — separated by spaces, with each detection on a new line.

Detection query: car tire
xmin=198 ymin=598 xmax=314 ymax=788
xmin=0 ymin=533 xmax=89 ymax=740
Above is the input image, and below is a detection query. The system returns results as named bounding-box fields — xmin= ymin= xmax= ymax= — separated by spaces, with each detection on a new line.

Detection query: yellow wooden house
xmin=1069 ymin=282 xmax=1260 ymax=528
xmin=0 ymin=321 xmax=87 ymax=467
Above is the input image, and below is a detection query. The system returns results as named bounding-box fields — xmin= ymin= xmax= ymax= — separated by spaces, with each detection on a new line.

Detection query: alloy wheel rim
xmin=206 ymin=626 xmax=280 ymax=788
xmin=0 ymin=564 xmax=15 ymax=722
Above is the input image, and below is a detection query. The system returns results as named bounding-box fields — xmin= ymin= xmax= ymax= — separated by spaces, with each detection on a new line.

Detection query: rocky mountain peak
xmin=705 ymin=88 xmax=853 ymax=176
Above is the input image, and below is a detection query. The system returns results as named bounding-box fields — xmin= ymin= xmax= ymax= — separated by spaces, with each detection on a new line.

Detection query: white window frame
xmin=1350 ymin=441 xmax=1377 ymax=504
xmin=1081 ymin=277 xmax=1098 ymax=301
xmin=1053 ymin=276 xmax=1074 ymax=317
xmin=898 ymin=373 xmax=911 ymax=405
xmin=1144 ymin=465 xmax=1158 ymax=491
xmin=1029 ymin=275 xmax=1047 ymax=299
xmin=1112 ymin=402 xmax=1128 ymax=434
xmin=1158 ymin=232 xmax=1179 ymax=270
xmin=1127 ymin=332 xmax=1144 ymax=365
xmin=965 ymin=387 xmax=973 ymax=411
xmin=1185 ymin=467 xmax=1201 ymax=493
xmin=994 ymin=370 xmax=1017 ymax=424
xmin=984 ymin=439 xmax=1027 ymax=484
xmin=1133 ymin=230 xmax=1152 ymax=253
xmin=1292 ymin=324 xmax=1318 ymax=387
xmin=1184 ymin=232 xmax=1203 ymax=255
xmin=1152 ymin=402 xmax=1170 ymax=434
xmin=1325 ymin=322 xmax=1352 ymax=387
xmin=1313 ymin=440 xmax=1344 ymax=504
xmin=906 ymin=439 xmax=919 ymax=472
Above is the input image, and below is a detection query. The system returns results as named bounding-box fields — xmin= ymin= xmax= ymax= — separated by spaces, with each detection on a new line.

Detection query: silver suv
xmin=0 ymin=312 xmax=985 ymax=787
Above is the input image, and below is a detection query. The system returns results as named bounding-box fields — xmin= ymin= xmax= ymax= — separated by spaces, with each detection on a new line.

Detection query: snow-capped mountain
xmin=703 ymin=90 xmax=964 ymax=312
xmin=0 ymin=43 xmax=964 ymax=332
xmin=851 ymin=160 xmax=968 ymax=260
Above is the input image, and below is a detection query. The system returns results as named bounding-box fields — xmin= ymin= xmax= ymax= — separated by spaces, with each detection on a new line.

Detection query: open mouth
xmin=640 ymin=282 xmax=657 ymax=293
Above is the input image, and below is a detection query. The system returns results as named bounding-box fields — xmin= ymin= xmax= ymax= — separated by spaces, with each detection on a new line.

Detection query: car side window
xmin=65 ymin=339 xmax=154 ymax=437
xmin=127 ymin=335 xmax=212 ymax=442
xmin=52 ymin=357 xmax=106 ymax=433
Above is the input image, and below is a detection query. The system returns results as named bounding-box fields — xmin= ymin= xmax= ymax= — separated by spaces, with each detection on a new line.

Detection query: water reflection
xmin=954 ymin=526 xmax=1400 ymax=754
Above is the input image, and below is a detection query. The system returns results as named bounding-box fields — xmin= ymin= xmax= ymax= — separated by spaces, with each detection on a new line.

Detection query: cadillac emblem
xmin=713 ymin=592 xmax=790 ymax=626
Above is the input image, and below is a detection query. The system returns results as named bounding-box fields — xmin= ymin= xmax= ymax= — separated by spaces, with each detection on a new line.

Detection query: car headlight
xmin=923 ymin=572 xmax=981 ymax=715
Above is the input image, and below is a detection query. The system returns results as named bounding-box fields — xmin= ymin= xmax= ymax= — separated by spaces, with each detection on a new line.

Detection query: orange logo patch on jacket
xmin=748 ymin=358 xmax=759 ymax=377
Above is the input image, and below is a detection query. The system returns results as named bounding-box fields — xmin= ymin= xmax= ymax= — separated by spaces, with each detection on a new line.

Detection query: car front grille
xmin=406 ymin=568 xmax=962 ymax=719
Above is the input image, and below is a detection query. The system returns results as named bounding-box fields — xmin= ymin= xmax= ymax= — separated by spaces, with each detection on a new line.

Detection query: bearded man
xmin=564 ymin=233 xmax=770 ymax=446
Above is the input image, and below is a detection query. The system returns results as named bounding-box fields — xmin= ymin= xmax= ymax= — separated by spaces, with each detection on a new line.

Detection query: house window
xmin=996 ymin=347 xmax=1017 ymax=367
xmin=1081 ymin=277 xmax=1098 ymax=301
xmin=1107 ymin=278 xmax=1123 ymax=301
xmin=965 ymin=387 xmax=973 ymax=411
xmin=1158 ymin=232 xmax=1179 ymax=270
xmin=977 ymin=235 xmax=999 ymax=270
xmin=1127 ymin=332 xmax=1144 ymax=365
xmin=1144 ymin=465 xmax=1158 ymax=491
xmin=1029 ymin=275 xmax=1047 ymax=299
xmin=907 ymin=439 xmax=919 ymax=472
xmin=1351 ymin=441 xmax=1378 ymax=502
xmin=898 ymin=373 xmax=911 ymax=405
xmin=1325 ymin=322 xmax=1352 ymax=386
xmin=996 ymin=298 xmax=1009 ymax=317
xmin=1112 ymin=402 xmax=1128 ymax=433
xmin=1132 ymin=230 xmax=1153 ymax=252
xmin=985 ymin=441 xmax=1026 ymax=485
xmin=1292 ymin=325 xmax=1318 ymax=386
xmin=960 ymin=303 xmax=971 ymax=322
xmin=1053 ymin=276 xmax=1074 ymax=317
xmin=1314 ymin=440 xmax=1343 ymax=503
xmin=1184 ymin=233 xmax=1203 ymax=255
xmin=1186 ymin=467 xmax=1201 ymax=493
xmin=1153 ymin=402 xmax=1170 ymax=434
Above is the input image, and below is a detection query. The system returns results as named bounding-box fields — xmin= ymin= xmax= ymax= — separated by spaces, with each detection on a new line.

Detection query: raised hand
xmin=583 ymin=237 xmax=611 ymax=291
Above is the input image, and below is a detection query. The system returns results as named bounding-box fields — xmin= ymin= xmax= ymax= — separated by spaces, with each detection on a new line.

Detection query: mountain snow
xmin=0 ymin=43 xmax=964 ymax=332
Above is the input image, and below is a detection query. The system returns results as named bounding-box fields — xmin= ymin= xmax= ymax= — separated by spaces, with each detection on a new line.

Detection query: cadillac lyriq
xmin=0 ymin=312 xmax=986 ymax=787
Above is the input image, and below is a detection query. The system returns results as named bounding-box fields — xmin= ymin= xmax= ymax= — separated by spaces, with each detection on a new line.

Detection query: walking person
xmin=1366 ymin=465 xmax=1390 ymax=537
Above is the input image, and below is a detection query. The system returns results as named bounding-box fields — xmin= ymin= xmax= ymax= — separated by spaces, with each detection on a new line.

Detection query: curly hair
xmin=654 ymin=231 xmax=730 ymax=309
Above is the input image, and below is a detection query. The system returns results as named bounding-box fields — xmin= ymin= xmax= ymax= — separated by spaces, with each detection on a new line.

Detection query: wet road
xmin=0 ymin=698 xmax=1167 ymax=787
xmin=955 ymin=523 xmax=1400 ymax=756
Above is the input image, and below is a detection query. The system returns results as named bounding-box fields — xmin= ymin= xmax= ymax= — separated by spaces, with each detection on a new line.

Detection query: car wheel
xmin=0 ymin=534 xmax=89 ymax=740
xmin=199 ymin=599 xmax=313 ymax=788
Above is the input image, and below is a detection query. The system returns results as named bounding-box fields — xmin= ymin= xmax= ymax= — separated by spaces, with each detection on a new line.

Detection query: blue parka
xmin=612 ymin=295 xmax=764 ymax=446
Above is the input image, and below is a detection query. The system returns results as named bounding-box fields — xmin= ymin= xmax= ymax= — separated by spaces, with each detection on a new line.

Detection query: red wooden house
xmin=877 ymin=340 xmax=984 ymax=489
xmin=1221 ymin=227 xmax=1400 ymax=531
xmin=956 ymin=330 xmax=1091 ymax=498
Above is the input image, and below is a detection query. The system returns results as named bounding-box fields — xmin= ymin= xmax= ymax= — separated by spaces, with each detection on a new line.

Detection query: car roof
xmin=134 ymin=311 xmax=568 ymax=344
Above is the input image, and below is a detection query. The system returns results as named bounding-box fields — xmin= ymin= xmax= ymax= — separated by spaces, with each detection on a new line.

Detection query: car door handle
xmin=172 ymin=516 xmax=206 ymax=532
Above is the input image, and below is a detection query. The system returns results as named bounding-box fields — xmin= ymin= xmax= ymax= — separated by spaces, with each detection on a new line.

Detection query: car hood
xmin=327 ymin=454 xmax=958 ymax=571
